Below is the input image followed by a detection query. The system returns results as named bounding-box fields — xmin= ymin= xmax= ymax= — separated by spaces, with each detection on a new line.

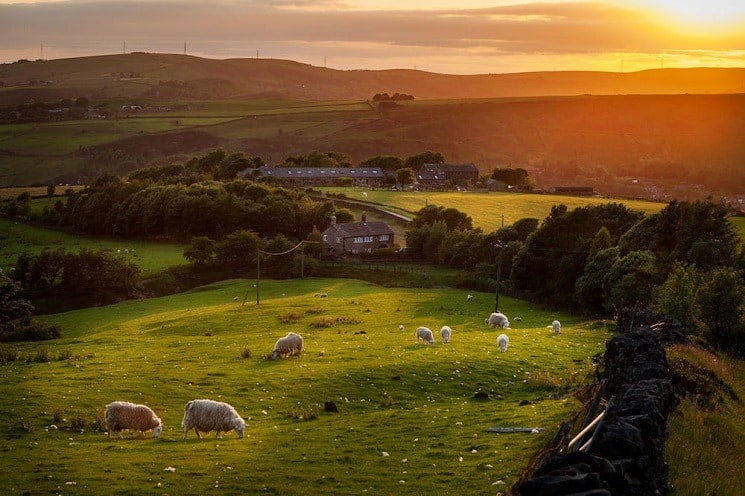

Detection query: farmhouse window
xmin=380 ymin=235 xmax=389 ymax=241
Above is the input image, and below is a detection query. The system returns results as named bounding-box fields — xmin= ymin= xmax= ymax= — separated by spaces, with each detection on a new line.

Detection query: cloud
xmin=1 ymin=1 xmax=743 ymax=71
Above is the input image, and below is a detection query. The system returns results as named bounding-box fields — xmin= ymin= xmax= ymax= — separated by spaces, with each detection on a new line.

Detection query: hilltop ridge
xmin=1 ymin=53 xmax=744 ymax=103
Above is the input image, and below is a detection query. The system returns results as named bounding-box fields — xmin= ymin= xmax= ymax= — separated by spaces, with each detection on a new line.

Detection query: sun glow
xmin=628 ymin=0 xmax=745 ymax=33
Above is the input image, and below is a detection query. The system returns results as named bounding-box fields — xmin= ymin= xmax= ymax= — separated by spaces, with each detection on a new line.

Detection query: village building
xmin=416 ymin=163 xmax=479 ymax=189
xmin=251 ymin=166 xmax=385 ymax=187
xmin=321 ymin=215 xmax=394 ymax=255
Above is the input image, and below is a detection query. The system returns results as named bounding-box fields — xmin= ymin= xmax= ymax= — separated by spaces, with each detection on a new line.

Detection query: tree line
xmin=405 ymin=199 xmax=745 ymax=356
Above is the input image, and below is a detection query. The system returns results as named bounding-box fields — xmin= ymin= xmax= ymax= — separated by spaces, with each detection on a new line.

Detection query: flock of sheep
xmin=104 ymin=294 xmax=562 ymax=440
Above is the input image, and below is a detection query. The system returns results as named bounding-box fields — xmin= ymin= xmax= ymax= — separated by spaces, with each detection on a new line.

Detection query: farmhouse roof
xmin=325 ymin=220 xmax=394 ymax=238
xmin=254 ymin=166 xmax=384 ymax=179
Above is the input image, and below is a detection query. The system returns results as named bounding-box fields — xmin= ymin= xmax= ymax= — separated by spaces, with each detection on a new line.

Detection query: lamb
xmin=270 ymin=332 xmax=304 ymax=359
xmin=440 ymin=325 xmax=452 ymax=343
xmin=182 ymin=399 xmax=246 ymax=439
xmin=486 ymin=312 xmax=510 ymax=329
xmin=497 ymin=333 xmax=509 ymax=352
xmin=104 ymin=401 xmax=162 ymax=439
xmin=551 ymin=320 xmax=561 ymax=334
xmin=415 ymin=326 xmax=435 ymax=344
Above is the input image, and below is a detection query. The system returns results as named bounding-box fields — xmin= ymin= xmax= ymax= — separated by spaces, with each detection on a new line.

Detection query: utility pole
xmin=494 ymin=242 xmax=503 ymax=313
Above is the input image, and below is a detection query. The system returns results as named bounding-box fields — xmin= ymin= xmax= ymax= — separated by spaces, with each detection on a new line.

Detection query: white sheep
xmin=270 ymin=332 xmax=304 ymax=359
xmin=466 ymin=294 xmax=474 ymax=301
xmin=182 ymin=399 xmax=246 ymax=439
xmin=486 ymin=312 xmax=510 ymax=329
xmin=551 ymin=320 xmax=561 ymax=334
xmin=398 ymin=324 xmax=404 ymax=332
xmin=440 ymin=325 xmax=452 ymax=343
xmin=361 ymin=192 xmax=368 ymax=199
xmin=104 ymin=401 xmax=162 ymax=439
xmin=415 ymin=326 xmax=435 ymax=345
xmin=497 ymin=333 xmax=509 ymax=352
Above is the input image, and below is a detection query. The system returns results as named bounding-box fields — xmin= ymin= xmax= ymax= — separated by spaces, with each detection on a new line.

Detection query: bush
xmin=0 ymin=319 xmax=62 ymax=342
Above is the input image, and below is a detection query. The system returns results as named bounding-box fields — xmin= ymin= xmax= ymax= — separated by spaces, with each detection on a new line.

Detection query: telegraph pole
xmin=494 ymin=242 xmax=503 ymax=313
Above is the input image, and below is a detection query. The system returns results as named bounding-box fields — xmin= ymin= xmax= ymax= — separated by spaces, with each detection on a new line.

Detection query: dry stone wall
xmin=515 ymin=316 xmax=683 ymax=496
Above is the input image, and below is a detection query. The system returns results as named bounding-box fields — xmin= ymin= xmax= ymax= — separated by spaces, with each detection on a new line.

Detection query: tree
xmin=396 ymin=168 xmax=414 ymax=188
xmin=653 ymin=263 xmax=700 ymax=331
xmin=215 ymin=230 xmax=260 ymax=269
xmin=0 ymin=271 xmax=33 ymax=325
xmin=358 ymin=155 xmax=404 ymax=172
xmin=334 ymin=208 xmax=355 ymax=223
xmin=511 ymin=202 xmax=644 ymax=307
xmin=184 ymin=236 xmax=215 ymax=265
xmin=405 ymin=151 xmax=444 ymax=169
xmin=695 ymin=267 xmax=745 ymax=356
xmin=574 ymin=247 xmax=620 ymax=316
xmin=47 ymin=183 xmax=56 ymax=198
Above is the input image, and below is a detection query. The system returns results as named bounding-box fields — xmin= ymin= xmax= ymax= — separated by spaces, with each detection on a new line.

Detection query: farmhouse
xmin=321 ymin=215 xmax=394 ymax=255
xmin=252 ymin=166 xmax=385 ymax=187
xmin=416 ymin=163 xmax=479 ymax=189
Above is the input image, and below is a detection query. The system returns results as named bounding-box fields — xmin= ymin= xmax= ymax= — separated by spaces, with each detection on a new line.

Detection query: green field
xmin=329 ymin=188 xmax=666 ymax=232
xmin=0 ymin=217 xmax=185 ymax=277
xmin=1 ymin=278 xmax=608 ymax=495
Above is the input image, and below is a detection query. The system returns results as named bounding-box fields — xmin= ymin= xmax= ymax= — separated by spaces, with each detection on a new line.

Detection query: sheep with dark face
xmin=497 ymin=334 xmax=510 ymax=352
xmin=415 ymin=326 xmax=435 ymax=345
xmin=182 ymin=399 xmax=246 ymax=439
xmin=104 ymin=401 xmax=162 ymax=439
xmin=486 ymin=312 xmax=510 ymax=329
xmin=440 ymin=325 xmax=452 ymax=343
xmin=270 ymin=332 xmax=304 ymax=359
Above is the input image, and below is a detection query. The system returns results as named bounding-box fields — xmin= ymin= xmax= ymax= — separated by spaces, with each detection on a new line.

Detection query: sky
xmin=1 ymin=0 xmax=744 ymax=74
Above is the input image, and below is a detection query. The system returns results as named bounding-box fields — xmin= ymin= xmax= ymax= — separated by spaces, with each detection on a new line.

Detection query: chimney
xmin=330 ymin=215 xmax=336 ymax=225
xmin=361 ymin=214 xmax=367 ymax=224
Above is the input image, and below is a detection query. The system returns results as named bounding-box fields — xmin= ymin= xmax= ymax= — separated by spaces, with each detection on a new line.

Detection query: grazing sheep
xmin=361 ymin=192 xmax=368 ymax=199
xmin=487 ymin=312 xmax=510 ymax=329
xmin=514 ymin=316 xmax=523 ymax=322
xmin=415 ymin=326 xmax=435 ymax=345
xmin=182 ymin=399 xmax=246 ymax=439
xmin=551 ymin=320 xmax=561 ymax=334
xmin=319 ymin=292 xmax=329 ymax=298
xmin=440 ymin=325 xmax=452 ymax=343
xmin=497 ymin=334 xmax=509 ymax=352
xmin=398 ymin=324 xmax=404 ymax=332
xmin=466 ymin=294 xmax=474 ymax=301
xmin=270 ymin=332 xmax=304 ymax=359
xmin=104 ymin=401 xmax=162 ymax=439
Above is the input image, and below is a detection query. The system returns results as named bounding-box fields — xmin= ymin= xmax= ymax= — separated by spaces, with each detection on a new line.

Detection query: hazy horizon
xmin=1 ymin=1 xmax=744 ymax=75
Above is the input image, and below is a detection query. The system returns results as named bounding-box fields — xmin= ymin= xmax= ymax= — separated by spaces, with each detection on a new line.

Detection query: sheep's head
xmin=152 ymin=423 xmax=163 ymax=438
xmin=234 ymin=418 xmax=246 ymax=438
xmin=270 ymin=351 xmax=279 ymax=360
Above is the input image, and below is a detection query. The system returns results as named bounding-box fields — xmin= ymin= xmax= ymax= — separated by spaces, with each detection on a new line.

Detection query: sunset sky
xmin=1 ymin=0 xmax=744 ymax=74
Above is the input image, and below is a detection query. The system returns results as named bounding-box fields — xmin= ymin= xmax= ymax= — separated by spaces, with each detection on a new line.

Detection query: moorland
xmin=2 ymin=54 xmax=745 ymax=200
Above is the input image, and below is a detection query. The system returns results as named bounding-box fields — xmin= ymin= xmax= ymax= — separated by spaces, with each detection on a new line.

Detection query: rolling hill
xmin=2 ymin=53 xmax=745 ymax=102
xmin=1 ymin=54 xmax=744 ymax=200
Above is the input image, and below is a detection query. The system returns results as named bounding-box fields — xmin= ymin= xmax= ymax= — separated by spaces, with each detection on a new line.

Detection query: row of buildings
xmin=247 ymin=163 xmax=479 ymax=189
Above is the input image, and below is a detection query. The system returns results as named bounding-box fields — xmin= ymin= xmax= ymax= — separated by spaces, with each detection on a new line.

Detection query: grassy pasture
xmin=328 ymin=188 xmax=666 ymax=232
xmin=0 ymin=217 xmax=185 ymax=277
xmin=664 ymin=345 xmax=745 ymax=495
xmin=0 ymin=278 xmax=608 ymax=495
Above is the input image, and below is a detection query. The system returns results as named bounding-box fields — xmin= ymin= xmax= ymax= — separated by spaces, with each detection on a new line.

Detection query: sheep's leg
xmin=183 ymin=427 xmax=189 ymax=440
xmin=194 ymin=428 xmax=201 ymax=439
xmin=216 ymin=431 xmax=223 ymax=439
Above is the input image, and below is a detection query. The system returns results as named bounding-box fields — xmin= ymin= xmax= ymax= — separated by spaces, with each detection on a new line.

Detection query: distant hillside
xmin=1 ymin=53 xmax=745 ymax=103
xmin=1 ymin=54 xmax=744 ymax=201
